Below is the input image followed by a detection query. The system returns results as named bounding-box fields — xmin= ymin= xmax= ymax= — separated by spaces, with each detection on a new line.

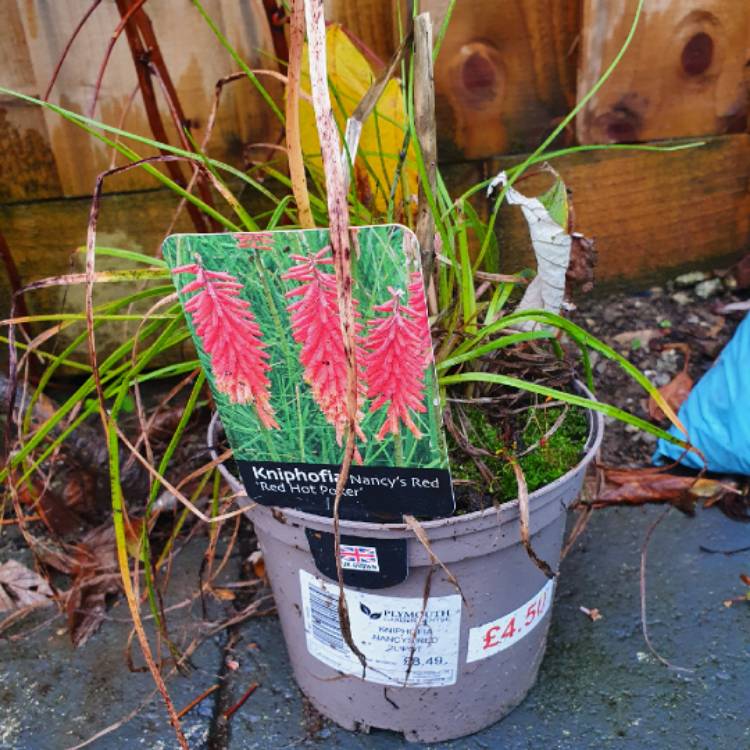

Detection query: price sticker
xmin=466 ymin=579 xmax=555 ymax=663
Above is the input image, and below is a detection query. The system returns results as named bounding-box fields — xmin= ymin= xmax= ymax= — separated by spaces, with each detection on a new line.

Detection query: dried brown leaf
xmin=712 ymin=491 xmax=750 ymax=521
xmin=212 ymin=588 xmax=236 ymax=602
xmin=403 ymin=514 xmax=468 ymax=602
xmin=579 ymin=606 xmax=602 ymax=621
xmin=703 ymin=313 xmax=725 ymax=339
xmin=0 ymin=560 xmax=53 ymax=612
xmin=304 ymin=0 xmax=366 ymax=675
xmin=566 ymin=233 xmax=596 ymax=295
xmin=65 ymin=524 xmax=120 ymax=647
xmin=647 ymin=370 xmax=693 ymax=422
xmin=508 ymin=461 xmax=556 ymax=579
xmin=17 ymin=478 xmax=83 ymax=536
xmin=611 ymin=328 xmax=663 ymax=349
xmin=248 ymin=550 xmax=266 ymax=581
xmin=597 ymin=470 xmax=735 ymax=515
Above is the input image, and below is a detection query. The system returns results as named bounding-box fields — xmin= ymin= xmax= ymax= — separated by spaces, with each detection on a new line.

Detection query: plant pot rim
xmin=208 ymin=380 xmax=603 ymax=535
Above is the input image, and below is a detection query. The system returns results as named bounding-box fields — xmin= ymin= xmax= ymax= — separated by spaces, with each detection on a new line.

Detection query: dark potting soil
xmin=570 ymin=273 xmax=744 ymax=467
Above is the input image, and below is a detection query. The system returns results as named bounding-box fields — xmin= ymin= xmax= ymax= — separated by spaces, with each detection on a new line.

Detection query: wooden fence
xmin=1 ymin=0 xmax=749 ymax=319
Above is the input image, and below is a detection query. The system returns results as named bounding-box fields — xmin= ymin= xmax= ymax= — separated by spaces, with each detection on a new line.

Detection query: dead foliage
xmin=611 ymin=328 xmax=664 ymax=349
xmin=647 ymin=370 xmax=693 ymax=422
xmin=508 ymin=459 xmax=556 ymax=579
xmin=65 ymin=525 xmax=121 ymax=647
xmin=593 ymin=467 xmax=745 ymax=517
xmin=579 ymin=606 xmax=602 ymax=621
xmin=647 ymin=344 xmax=693 ymax=422
xmin=0 ymin=559 xmax=54 ymax=612
xmin=566 ymin=232 xmax=597 ymax=296
xmin=585 ymin=467 xmax=750 ymax=521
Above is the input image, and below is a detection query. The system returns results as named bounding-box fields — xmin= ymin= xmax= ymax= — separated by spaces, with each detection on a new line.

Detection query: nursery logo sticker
xmin=163 ymin=225 xmax=454 ymax=520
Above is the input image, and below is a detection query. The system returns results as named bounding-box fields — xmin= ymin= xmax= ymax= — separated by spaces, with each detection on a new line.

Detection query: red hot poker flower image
xmin=236 ymin=232 xmax=274 ymax=252
xmin=282 ymin=247 xmax=367 ymax=455
xmin=364 ymin=286 xmax=428 ymax=441
xmin=172 ymin=260 xmax=278 ymax=429
xmin=407 ymin=270 xmax=432 ymax=366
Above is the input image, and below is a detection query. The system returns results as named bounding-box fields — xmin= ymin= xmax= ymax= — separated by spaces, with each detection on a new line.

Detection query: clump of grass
xmin=450 ymin=405 xmax=589 ymax=509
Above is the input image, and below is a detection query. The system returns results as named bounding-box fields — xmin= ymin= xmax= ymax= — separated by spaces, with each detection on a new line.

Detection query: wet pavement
xmin=1 ymin=502 xmax=748 ymax=749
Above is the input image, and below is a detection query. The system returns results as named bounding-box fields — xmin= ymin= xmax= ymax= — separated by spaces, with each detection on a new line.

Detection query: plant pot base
xmin=294 ymin=650 xmax=546 ymax=742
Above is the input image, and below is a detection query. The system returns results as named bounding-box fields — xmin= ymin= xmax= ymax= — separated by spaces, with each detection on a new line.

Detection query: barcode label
xmin=308 ymin=582 xmax=344 ymax=650
xmin=299 ymin=570 xmax=461 ymax=686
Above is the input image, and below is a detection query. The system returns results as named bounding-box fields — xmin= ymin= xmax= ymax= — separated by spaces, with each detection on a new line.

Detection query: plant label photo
xmin=163 ymin=225 xmax=454 ymax=521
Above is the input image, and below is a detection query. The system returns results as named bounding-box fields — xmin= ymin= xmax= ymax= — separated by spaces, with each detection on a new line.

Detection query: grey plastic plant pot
xmin=209 ymin=402 xmax=603 ymax=743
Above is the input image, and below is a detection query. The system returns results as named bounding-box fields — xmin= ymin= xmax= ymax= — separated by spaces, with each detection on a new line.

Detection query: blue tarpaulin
xmin=653 ymin=313 xmax=750 ymax=475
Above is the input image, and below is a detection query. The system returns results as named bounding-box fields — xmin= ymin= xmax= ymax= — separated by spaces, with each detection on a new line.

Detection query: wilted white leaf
xmin=489 ymin=170 xmax=572 ymax=329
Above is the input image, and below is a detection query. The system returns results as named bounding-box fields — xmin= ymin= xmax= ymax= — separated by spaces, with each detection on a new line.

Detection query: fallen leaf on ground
xmin=595 ymin=470 xmax=739 ymax=515
xmin=64 ymin=524 xmax=120 ymax=647
xmin=703 ymin=313 xmax=725 ymax=339
xmin=212 ymin=588 xmax=236 ymax=601
xmin=12 ymin=526 xmax=121 ymax=645
xmin=0 ymin=560 xmax=54 ymax=612
xmin=723 ymin=574 xmax=750 ymax=607
xmin=17 ymin=478 xmax=83 ymax=536
xmin=248 ymin=550 xmax=266 ymax=581
xmin=647 ymin=370 xmax=693 ymax=422
xmin=611 ymin=328 xmax=663 ymax=349
xmin=579 ymin=606 xmax=602 ymax=621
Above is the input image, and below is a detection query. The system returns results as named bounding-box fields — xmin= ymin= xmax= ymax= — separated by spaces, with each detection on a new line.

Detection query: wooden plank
xmin=0 ymin=3 xmax=62 ymax=201
xmin=480 ymin=134 xmax=750 ymax=286
xmin=0 ymin=188 xmax=196 ymax=362
xmin=5 ymin=0 xmax=281 ymax=200
xmin=577 ymin=0 xmax=750 ymax=143
xmin=424 ymin=0 xmax=580 ymax=160
xmin=324 ymin=0 xmax=398 ymax=64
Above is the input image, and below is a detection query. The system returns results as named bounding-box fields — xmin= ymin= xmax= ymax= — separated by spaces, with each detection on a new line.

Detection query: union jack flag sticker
xmin=339 ymin=544 xmax=379 ymax=572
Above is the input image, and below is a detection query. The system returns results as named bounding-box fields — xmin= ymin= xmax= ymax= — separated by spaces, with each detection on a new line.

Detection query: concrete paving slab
xmin=0 ymin=503 xmax=747 ymax=749
xmin=224 ymin=504 xmax=750 ymax=750
xmin=0 ymin=538 xmax=226 ymax=750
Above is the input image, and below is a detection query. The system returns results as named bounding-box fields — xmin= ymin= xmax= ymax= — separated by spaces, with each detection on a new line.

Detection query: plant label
xmin=299 ymin=570 xmax=461 ymax=686
xmin=163 ymin=225 xmax=454 ymax=521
